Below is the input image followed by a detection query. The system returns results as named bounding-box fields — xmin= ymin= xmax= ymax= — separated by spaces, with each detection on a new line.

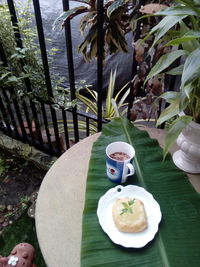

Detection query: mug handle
xmin=126 ymin=163 xmax=135 ymax=177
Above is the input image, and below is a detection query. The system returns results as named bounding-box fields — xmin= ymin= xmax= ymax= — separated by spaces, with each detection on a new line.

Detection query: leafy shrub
xmin=0 ymin=0 xmax=68 ymax=107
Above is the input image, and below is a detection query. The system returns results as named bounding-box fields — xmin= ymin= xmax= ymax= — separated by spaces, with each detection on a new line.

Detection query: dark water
xmin=19 ymin=0 xmax=133 ymax=93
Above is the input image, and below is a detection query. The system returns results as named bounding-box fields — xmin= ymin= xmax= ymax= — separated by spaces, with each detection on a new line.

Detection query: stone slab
xmin=0 ymin=132 xmax=56 ymax=170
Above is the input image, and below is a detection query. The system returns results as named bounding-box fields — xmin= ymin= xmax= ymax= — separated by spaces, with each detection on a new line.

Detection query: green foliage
xmin=0 ymin=158 xmax=7 ymax=176
xmin=19 ymin=195 xmax=30 ymax=211
xmin=0 ymin=147 xmax=34 ymax=177
xmin=0 ymin=2 xmax=44 ymax=96
xmin=76 ymin=69 xmax=130 ymax=121
xmin=54 ymin=0 xmax=175 ymax=61
xmin=0 ymin=1 xmax=70 ymax=109
xmin=145 ymin=50 xmax=186 ymax=83
xmin=144 ymin=0 xmax=200 ymax=156
xmin=53 ymin=0 xmax=141 ymax=61
xmin=163 ymin=115 xmax=192 ymax=158
xmin=55 ymin=69 xmax=130 ymax=136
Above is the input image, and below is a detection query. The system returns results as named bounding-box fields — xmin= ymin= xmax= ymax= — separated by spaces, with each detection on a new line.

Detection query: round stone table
xmin=35 ymin=127 xmax=200 ymax=267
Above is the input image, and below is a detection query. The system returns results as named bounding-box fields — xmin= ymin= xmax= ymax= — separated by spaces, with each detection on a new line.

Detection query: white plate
xmin=97 ymin=185 xmax=162 ymax=248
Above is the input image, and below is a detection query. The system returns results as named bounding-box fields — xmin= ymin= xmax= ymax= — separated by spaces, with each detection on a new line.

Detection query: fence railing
xmin=0 ymin=0 xmax=107 ymax=156
xmin=0 ymin=0 xmax=162 ymax=157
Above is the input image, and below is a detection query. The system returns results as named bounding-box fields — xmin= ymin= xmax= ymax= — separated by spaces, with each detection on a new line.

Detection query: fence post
xmin=32 ymin=0 xmax=62 ymax=155
xmin=62 ymin=0 xmax=79 ymax=143
xmin=96 ymin=0 xmax=104 ymax=132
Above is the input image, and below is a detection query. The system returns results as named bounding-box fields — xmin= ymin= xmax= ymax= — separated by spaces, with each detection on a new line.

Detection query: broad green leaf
xmin=165 ymin=31 xmax=200 ymax=46
xmin=81 ymin=117 xmax=200 ymax=267
xmin=177 ymin=0 xmax=197 ymax=5
xmin=52 ymin=7 xmax=87 ymax=30
xmin=181 ymin=47 xmax=200 ymax=87
xmin=156 ymin=101 xmax=179 ymax=126
xmin=179 ymin=90 xmax=187 ymax=111
xmin=179 ymin=22 xmax=200 ymax=52
xmin=163 ymin=115 xmax=192 ymax=158
xmin=156 ymin=92 xmax=182 ymax=126
xmin=145 ymin=50 xmax=186 ymax=83
xmin=158 ymin=91 xmax=180 ymax=104
xmin=107 ymin=0 xmax=129 ymax=18
xmin=178 ymin=84 xmax=195 ymax=113
xmin=156 ymin=5 xmax=199 ymax=16
xmin=146 ymin=15 xmax=186 ymax=47
xmin=176 ymin=0 xmax=200 ymax=16
xmin=182 ymin=83 xmax=195 ymax=99
xmin=166 ymin=64 xmax=184 ymax=75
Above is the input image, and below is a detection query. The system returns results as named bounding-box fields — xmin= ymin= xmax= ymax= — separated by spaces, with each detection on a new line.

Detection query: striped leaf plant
xmin=76 ymin=68 xmax=130 ymax=121
xmin=53 ymin=0 xmax=162 ymax=61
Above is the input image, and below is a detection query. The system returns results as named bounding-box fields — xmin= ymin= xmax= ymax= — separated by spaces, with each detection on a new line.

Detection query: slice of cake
xmin=112 ymin=197 xmax=147 ymax=233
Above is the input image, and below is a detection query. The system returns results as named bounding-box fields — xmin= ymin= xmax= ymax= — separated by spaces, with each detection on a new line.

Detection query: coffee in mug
xmin=106 ymin=141 xmax=135 ymax=184
xmin=109 ymin=152 xmax=130 ymax=161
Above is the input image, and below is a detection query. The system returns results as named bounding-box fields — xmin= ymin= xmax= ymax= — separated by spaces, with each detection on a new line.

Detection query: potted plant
xmin=143 ymin=0 xmax=200 ymax=173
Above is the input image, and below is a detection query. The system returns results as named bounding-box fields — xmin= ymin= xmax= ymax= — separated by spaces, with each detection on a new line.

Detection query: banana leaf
xmin=81 ymin=117 xmax=200 ymax=267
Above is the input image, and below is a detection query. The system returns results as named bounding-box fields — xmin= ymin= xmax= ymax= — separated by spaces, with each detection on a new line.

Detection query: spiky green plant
xmin=76 ymin=69 xmax=130 ymax=120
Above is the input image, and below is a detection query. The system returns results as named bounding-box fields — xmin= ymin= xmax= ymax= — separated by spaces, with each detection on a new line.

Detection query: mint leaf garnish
xmin=120 ymin=199 xmax=135 ymax=215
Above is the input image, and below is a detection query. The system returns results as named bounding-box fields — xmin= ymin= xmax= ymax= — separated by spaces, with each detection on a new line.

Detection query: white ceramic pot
xmin=173 ymin=120 xmax=200 ymax=174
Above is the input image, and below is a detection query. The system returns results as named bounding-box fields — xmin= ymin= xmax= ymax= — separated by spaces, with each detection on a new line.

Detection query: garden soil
xmin=0 ymin=148 xmax=47 ymax=233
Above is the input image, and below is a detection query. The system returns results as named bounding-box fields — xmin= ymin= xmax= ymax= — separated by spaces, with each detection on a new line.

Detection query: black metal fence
xmin=0 ymin=0 xmax=147 ymax=156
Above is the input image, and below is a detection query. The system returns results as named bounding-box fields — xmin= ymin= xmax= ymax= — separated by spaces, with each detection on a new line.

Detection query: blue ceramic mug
xmin=106 ymin=141 xmax=135 ymax=184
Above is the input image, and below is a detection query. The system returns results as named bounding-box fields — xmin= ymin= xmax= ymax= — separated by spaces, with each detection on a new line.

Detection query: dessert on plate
xmin=112 ymin=197 xmax=147 ymax=233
